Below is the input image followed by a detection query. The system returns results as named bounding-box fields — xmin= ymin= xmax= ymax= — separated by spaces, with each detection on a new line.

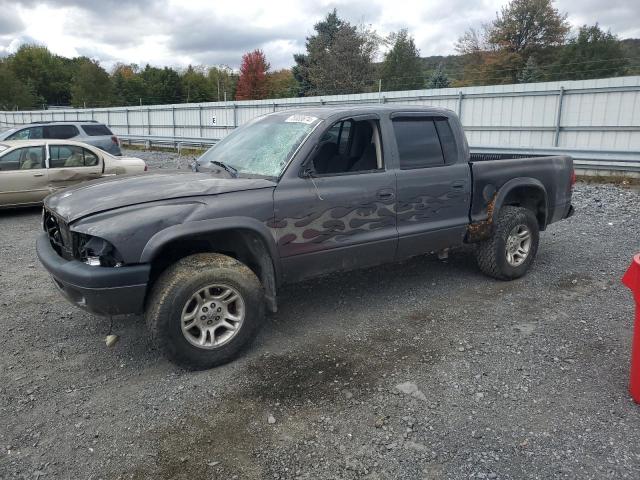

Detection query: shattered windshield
xmin=197 ymin=113 xmax=321 ymax=178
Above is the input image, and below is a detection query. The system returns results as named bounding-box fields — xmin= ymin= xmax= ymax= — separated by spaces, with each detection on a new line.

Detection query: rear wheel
xmin=475 ymin=206 xmax=539 ymax=280
xmin=145 ymin=253 xmax=264 ymax=369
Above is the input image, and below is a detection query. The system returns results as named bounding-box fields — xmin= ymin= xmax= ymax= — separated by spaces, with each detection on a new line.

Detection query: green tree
xmin=208 ymin=66 xmax=238 ymax=101
xmin=0 ymin=60 xmax=39 ymax=109
xmin=111 ymin=63 xmax=146 ymax=106
xmin=181 ymin=65 xmax=212 ymax=102
xmin=380 ymin=29 xmax=424 ymax=91
xmin=552 ymin=24 xmax=628 ymax=80
xmin=140 ymin=65 xmax=182 ymax=104
xmin=70 ymin=57 xmax=114 ymax=107
xmin=427 ymin=64 xmax=450 ymax=88
xmin=9 ymin=44 xmax=71 ymax=105
xmin=293 ymin=10 xmax=379 ymax=96
xmin=518 ymin=55 xmax=543 ymax=82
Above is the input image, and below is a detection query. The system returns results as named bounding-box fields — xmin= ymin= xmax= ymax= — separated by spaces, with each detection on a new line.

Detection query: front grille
xmin=43 ymin=208 xmax=74 ymax=260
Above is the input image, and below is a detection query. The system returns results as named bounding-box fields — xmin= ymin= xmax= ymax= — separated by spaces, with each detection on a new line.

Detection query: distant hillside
xmin=415 ymin=38 xmax=640 ymax=84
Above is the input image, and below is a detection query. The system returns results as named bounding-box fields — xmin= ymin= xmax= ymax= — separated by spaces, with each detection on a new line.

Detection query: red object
xmin=622 ymin=254 xmax=640 ymax=403
xmin=235 ymin=49 xmax=270 ymax=101
xmin=111 ymin=135 xmax=119 ymax=146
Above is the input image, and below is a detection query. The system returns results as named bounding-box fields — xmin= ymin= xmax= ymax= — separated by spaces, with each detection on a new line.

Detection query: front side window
xmin=45 ymin=125 xmax=79 ymax=139
xmin=392 ymin=117 xmax=445 ymax=169
xmin=313 ymin=119 xmax=382 ymax=175
xmin=50 ymin=145 xmax=99 ymax=168
xmin=196 ymin=113 xmax=321 ymax=178
xmin=0 ymin=146 xmax=45 ymax=171
xmin=7 ymin=127 xmax=43 ymax=140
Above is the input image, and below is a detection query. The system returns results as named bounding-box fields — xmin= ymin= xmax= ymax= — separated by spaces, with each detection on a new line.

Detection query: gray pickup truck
xmin=37 ymin=106 xmax=575 ymax=369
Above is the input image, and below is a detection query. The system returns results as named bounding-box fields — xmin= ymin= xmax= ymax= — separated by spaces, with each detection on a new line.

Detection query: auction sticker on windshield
xmin=285 ymin=114 xmax=318 ymax=124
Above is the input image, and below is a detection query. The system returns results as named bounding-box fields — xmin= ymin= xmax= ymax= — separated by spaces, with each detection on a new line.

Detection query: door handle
xmin=451 ymin=182 xmax=465 ymax=190
xmin=33 ymin=173 xmax=44 ymax=177
xmin=376 ymin=189 xmax=395 ymax=200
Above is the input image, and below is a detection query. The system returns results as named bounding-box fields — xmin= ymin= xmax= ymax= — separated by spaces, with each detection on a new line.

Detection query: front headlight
xmin=75 ymin=234 xmax=124 ymax=267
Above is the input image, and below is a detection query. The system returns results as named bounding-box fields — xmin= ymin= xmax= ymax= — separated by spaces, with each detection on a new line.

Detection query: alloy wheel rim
xmin=505 ymin=224 xmax=531 ymax=267
xmin=180 ymin=283 xmax=245 ymax=349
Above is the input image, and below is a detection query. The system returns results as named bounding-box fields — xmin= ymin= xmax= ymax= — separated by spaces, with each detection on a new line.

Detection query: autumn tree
xmin=457 ymin=0 xmax=569 ymax=84
xmin=235 ymin=49 xmax=270 ymax=100
xmin=380 ymin=29 xmax=424 ymax=91
xmin=267 ymin=69 xmax=298 ymax=98
xmin=552 ymin=24 xmax=628 ymax=80
xmin=293 ymin=10 xmax=379 ymax=96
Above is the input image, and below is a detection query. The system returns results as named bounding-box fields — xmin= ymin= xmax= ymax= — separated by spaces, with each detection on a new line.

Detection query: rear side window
xmin=81 ymin=124 xmax=113 ymax=136
xmin=392 ymin=118 xmax=444 ymax=169
xmin=44 ymin=125 xmax=79 ymax=139
xmin=50 ymin=145 xmax=100 ymax=168
xmin=434 ymin=118 xmax=458 ymax=164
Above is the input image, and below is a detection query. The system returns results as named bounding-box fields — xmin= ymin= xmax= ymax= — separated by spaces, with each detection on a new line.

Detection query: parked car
xmin=0 ymin=139 xmax=146 ymax=208
xmin=37 ymin=106 xmax=575 ymax=369
xmin=0 ymin=121 xmax=122 ymax=156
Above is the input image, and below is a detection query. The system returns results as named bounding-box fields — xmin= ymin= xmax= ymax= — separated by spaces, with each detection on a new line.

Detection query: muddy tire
xmin=145 ymin=253 xmax=264 ymax=369
xmin=475 ymin=206 xmax=539 ymax=280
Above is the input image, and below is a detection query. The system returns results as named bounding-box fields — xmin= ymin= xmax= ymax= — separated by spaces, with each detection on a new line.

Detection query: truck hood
xmin=44 ymin=171 xmax=276 ymax=223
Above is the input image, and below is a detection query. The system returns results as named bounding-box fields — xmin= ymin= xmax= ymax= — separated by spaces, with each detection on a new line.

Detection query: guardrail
xmin=118 ymin=134 xmax=218 ymax=153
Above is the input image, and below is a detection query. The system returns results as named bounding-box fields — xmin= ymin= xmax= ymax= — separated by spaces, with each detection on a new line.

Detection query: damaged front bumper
xmin=36 ymin=233 xmax=150 ymax=316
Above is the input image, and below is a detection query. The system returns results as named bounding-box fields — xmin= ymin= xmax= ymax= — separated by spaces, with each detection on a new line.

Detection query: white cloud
xmin=0 ymin=0 xmax=638 ymax=70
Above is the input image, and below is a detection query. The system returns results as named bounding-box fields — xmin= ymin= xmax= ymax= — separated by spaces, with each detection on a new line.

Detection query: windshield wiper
xmin=209 ymin=160 xmax=238 ymax=178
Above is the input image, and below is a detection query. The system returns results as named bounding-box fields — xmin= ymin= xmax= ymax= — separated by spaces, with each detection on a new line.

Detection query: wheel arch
xmin=495 ymin=178 xmax=548 ymax=230
xmin=141 ymin=217 xmax=280 ymax=313
xmin=467 ymin=177 xmax=548 ymax=243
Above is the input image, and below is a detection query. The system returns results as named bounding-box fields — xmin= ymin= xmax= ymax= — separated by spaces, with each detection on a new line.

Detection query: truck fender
xmin=467 ymin=178 xmax=548 ymax=242
xmin=140 ymin=217 xmax=280 ymax=312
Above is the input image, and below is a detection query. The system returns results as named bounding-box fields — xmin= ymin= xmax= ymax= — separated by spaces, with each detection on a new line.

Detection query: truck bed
xmin=468 ymin=154 xmax=574 ymax=229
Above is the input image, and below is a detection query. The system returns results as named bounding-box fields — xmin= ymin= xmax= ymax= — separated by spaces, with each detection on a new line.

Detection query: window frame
xmin=305 ymin=115 xmax=386 ymax=178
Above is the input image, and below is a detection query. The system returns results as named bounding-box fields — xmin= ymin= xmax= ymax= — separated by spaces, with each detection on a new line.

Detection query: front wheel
xmin=475 ymin=206 xmax=540 ymax=280
xmin=145 ymin=253 xmax=264 ymax=369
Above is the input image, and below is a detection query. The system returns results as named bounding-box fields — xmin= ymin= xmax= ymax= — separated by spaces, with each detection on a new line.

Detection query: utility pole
xmin=378 ymin=79 xmax=382 ymax=103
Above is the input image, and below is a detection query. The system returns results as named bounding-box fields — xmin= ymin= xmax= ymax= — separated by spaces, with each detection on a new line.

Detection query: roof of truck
xmin=273 ymin=104 xmax=456 ymax=120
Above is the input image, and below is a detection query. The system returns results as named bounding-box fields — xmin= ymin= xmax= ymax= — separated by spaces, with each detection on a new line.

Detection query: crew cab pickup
xmin=37 ymin=106 xmax=575 ymax=369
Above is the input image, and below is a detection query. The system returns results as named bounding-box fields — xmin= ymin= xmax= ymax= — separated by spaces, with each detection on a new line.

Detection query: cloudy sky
xmin=1 ymin=0 xmax=638 ymax=71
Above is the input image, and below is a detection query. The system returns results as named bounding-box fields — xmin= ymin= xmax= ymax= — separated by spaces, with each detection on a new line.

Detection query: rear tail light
xmin=570 ymin=169 xmax=576 ymax=189
xmin=111 ymin=136 xmax=119 ymax=146
xmin=144 ymin=163 xmax=148 ymax=172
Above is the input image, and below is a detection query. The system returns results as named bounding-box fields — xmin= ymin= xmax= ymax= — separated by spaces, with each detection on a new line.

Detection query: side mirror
xmin=301 ymin=165 xmax=315 ymax=178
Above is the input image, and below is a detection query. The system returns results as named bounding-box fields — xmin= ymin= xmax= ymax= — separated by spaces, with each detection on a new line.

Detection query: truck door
xmin=47 ymin=144 xmax=103 ymax=192
xmin=0 ymin=145 xmax=49 ymax=206
xmin=390 ymin=114 xmax=471 ymax=260
xmin=273 ymin=116 xmax=398 ymax=283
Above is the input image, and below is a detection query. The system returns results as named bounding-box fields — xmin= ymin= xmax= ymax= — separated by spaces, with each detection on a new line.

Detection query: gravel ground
xmin=1 ymin=149 xmax=639 ymax=480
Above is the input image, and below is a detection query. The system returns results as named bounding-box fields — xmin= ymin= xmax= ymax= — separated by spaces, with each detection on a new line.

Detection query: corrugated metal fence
xmin=1 ymin=75 xmax=640 ymax=172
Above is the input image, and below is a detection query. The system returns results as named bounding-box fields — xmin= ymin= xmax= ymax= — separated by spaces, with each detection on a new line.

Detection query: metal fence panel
xmin=2 ymin=75 xmax=639 ymax=168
